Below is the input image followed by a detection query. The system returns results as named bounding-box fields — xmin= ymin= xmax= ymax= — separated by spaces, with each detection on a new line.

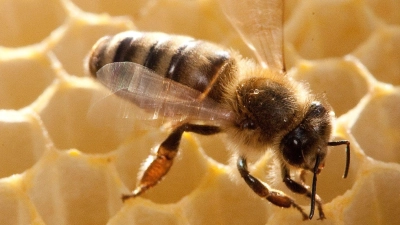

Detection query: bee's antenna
xmin=309 ymin=155 xmax=320 ymax=219
xmin=328 ymin=140 xmax=351 ymax=178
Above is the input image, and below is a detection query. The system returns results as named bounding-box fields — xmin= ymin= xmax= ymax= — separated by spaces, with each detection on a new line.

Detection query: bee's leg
xmin=237 ymin=156 xmax=308 ymax=220
xmin=122 ymin=123 xmax=220 ymax=201
xmin=281 ymin=165 xmax=325 ymax=220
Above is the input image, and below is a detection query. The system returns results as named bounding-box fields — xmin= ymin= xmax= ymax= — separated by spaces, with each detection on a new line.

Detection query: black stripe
xmin=113 ymin=37 xmax=133 ymax=62
xmin=123 ymin=38 xmax=142 ymax=62
xmin=143 ymin=41 xmax=159 ymax=70
xmin=166 ymin=41 xmax=196 ymax=81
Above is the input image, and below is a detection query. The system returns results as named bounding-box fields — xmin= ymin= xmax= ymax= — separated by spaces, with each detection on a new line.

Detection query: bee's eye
xmin=289 ymin=137 xmax=302 ymax=150
xmin=240 ymin=119 xmax=257 ymax=130
xmin=285 ymin=136 xmax=303 ymax=160
xmin=280 ymin=128 xmax=305 ymax=166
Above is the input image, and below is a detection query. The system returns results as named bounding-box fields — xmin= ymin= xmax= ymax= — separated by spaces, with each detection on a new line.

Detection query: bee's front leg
xmin=122 ymin=123 xmax=220 ymax=201
xmin=237 ymin=156 xmax=308 ymax=220
xmin=281 ymin=165 xmax=325 ymax=220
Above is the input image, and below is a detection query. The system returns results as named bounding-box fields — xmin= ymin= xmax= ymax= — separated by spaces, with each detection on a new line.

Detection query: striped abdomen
xmin=88 ymin=31 xmax=237 ymax=102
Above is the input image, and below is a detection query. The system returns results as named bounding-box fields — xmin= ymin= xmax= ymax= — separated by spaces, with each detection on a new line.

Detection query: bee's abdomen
xmin=88 ymin=31 xmax=236 ymax=102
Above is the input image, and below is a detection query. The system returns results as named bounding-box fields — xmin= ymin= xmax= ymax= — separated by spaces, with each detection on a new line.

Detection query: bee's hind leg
xmin=237 ymin=156 xmax=309 ymax=220
xmin=122 ymin=123 xmax=220 ymax=201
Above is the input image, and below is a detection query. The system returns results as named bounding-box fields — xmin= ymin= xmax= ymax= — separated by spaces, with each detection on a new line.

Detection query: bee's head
xmin=279 ymin=100 xmax=350 ymax=219
xmin=279 ymin=101 xmax=333 ymax=173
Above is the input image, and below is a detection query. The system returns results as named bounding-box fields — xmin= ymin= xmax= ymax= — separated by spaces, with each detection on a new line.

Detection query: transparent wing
xmin=219 ymin=0 xmax=284 ymax=71
xmin=91 ymin=62 xmax=235 ymax=125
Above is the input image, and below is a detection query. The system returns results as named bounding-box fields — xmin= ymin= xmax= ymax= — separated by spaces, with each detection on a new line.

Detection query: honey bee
xmin=87 ymin=0 xmax=350 ymax=220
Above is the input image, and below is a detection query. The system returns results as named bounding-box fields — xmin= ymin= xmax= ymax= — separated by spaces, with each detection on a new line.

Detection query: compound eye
xmin=288 ymin=137 xmax=302 ymax=152
xmin=240 ymin=118 xmax=257 ymax=130
xmin=281 ymin=130 xmax=304 ymax=166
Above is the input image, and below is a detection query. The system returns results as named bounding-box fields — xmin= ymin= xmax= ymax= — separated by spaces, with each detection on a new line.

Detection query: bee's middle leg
xmin=237 ymin=156 xmax=309 ymax=220
xmin=122 ymin=123 xmax=220 ymax=201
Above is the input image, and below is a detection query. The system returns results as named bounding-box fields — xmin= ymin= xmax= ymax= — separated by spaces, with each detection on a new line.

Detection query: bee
xmin=87 ymin=0 xmax=350 ymax=220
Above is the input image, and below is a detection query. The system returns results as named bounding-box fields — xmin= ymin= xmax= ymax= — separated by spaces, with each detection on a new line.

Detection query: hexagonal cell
xmin=351 ymin=88 xmax=400 ymax=163
xmin=26 ymin=149 xmax=123 ymax=225
xmin=0 ymin=176 xmax=45 ymax=224
xmin=285 ymin=0 xmax=377 ymax=59
xmin=352 ymin=27 xmax=400 ymax=86
xmin=0 ymin=110 xmax=50 ymax=178
xmin=344 ymin=162 xmax=400 ymax=225
xmin=366 ymin=0 xmax=400 ymax=25
xmin=0 ymin=53 xmax=55 ymax=109
xmin=292 ymin=59 xmax=370 ymax=116
xmin=37 ymin=80 xmax=137 ymax=154
xmin=179 ymin=169 xmax=270 ymax=224
xmin=52 ymin=16 xmax=133 ymax=77
xmin=0 ymin=0 xmax=66 ymax=47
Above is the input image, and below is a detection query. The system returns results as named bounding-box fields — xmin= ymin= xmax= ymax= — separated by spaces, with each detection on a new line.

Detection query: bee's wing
xmin=92 ymin=62 xmax=234 ymax=125
xmin=219 ymin=0 xmax=284 ymax=71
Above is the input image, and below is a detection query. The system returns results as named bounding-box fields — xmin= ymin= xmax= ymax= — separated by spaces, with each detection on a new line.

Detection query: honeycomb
xmin=0 ymin=0 xmax=399 ymax=224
